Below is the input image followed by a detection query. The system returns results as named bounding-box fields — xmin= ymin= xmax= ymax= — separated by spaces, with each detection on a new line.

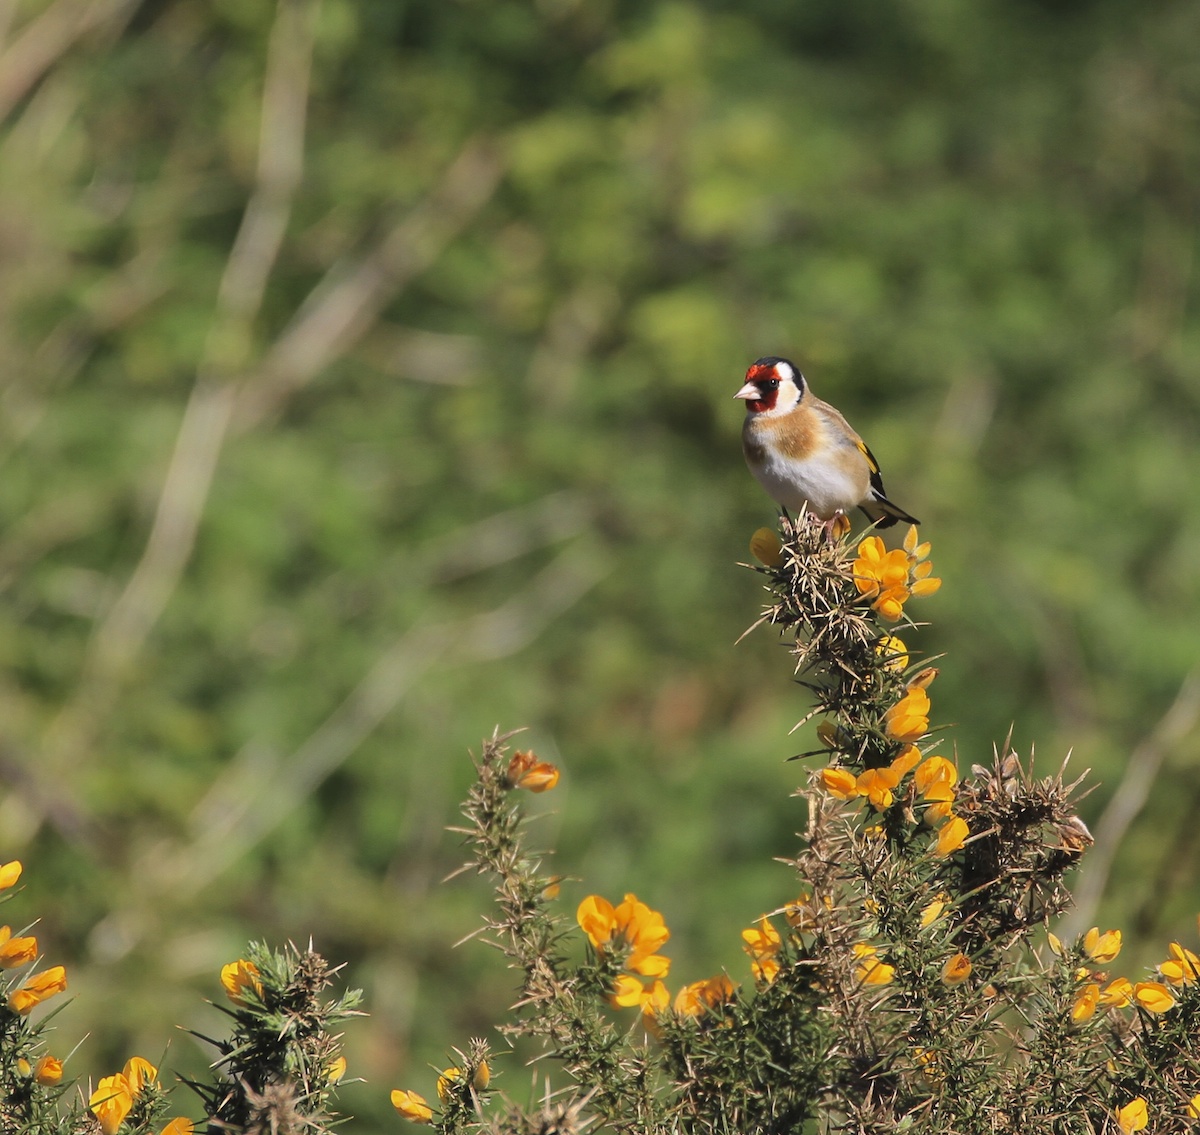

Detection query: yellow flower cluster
xmin=578 ymin=893 xmax=670 ymax=976
xmin=819 ymin=744 xmax=921 ymax=810
xmin=393 ymin=1060 xmax=490 ymax=1123
xmin=0 ymin=860 xmax=70 ymax=1016
xmin=578 ymin=892 xmax=671 ymax=1010
xmin=573 ymin=893 xmax=753 ymax=1030
xmin=852 ymin=526 xmax=941 ymax=622
xmin=505 ymin=750 xmax=561 ymax=793
xmin=1064 ymin=924 xmax=1200 ymax=1030
xmin=1159 ymin=939 xmax=1200 ymax=986
xmin=818 ymin=746 xmax=969 ymax=857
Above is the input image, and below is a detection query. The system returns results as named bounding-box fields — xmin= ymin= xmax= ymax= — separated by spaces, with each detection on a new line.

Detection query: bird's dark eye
xmin=761 ymin=379 xmax=779 ymax=391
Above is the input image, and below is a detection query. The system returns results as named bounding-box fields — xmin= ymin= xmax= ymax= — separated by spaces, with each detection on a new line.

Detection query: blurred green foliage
xmin=1 ymin=0 xmax=1199 ymax=1125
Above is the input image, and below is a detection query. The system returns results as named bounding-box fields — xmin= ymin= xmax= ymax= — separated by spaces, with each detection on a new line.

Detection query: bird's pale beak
xmin=733 ymin=381 xmax=761 ymax=401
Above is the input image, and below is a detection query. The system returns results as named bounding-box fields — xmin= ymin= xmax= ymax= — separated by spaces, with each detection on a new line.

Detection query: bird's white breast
xmin=743 ymin=413 xmax=867 ymax=519
xmin=748 ymin=448 xmax=862 ymax=519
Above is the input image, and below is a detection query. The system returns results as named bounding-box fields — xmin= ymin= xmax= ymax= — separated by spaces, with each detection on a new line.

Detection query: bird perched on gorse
xmin=736 ymin=356 xmax=919 ymax=530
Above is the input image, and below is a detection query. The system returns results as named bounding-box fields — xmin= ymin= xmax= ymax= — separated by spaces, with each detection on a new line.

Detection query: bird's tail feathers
xmin=860 ymin=495 xmax=920 ymax=529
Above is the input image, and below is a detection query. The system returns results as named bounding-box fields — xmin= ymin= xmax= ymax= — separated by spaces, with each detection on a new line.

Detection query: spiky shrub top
xmin=193 ymin=943 xmax=362 ymax=1135
xmin=407 ymin=516 xmax=1200 ymax=1135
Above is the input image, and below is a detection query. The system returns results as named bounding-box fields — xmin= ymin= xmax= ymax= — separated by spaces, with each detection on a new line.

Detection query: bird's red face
xmin=735 ymin=360 xmax=793 ymax=413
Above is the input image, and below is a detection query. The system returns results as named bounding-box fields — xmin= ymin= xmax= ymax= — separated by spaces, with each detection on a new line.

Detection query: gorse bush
xmin=5 ymin=518 xmax=1200 ymax=1134
xmin=395 ymin=517 xmax=1200 ymax=1134
xmin=0 ymin=911 xmax=359 ymax=1135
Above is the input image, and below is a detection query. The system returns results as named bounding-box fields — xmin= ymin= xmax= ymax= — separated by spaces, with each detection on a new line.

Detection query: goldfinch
xmin=735 ymin=356 xmax=919 ymax=528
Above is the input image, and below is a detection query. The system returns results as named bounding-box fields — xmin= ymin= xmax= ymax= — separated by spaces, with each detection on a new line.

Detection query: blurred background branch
xmin=1060 ymin=668 xmax=1200 ymax=940
xmin=0 ymin=0 xmax=141 ymax=122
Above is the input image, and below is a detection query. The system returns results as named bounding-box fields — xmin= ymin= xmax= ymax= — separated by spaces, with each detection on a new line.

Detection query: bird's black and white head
xmin=734 ymin=357 xmax=806 ymax=416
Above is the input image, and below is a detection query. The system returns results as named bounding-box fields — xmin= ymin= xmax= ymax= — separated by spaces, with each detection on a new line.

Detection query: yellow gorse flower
xmin=436 ymin=1068 xmax=461 ymax=1104
xmin=324 ymin=1051 xmax=348 ymax=1079
xmin=915 ymin=756 xmax=956 ymax=794
xmin=124 ymin=1056 xmax=157 ymax=1094
xmin=891 ymin=745 xmax=922 ymax=777
xmin=0 ymin=926 xmax=38 ymax=969
xmin=920 ymin=895 xmax=949 ymax=928
xmin=220 ymin=959 xmax=263 ymax=1006
xmin=326 ymin=1056 xmax=347 ymax=1083
xmin=1115 ymin=1098 xmax=1148 ymax=1134
xmin=941 ymin=952 xmax=972 ymax=986
xmin=0 ymin=861 xmax=22 ymax=891
xmin=90 ymin=1074 xmax=133 ymax=1135
xmin=820 ymin=748 xmax=925 ymax=811
xmin=743 ymin=915 xmax=782 ymax=986
xmin=749 ymin=527 xmax=784 ymax=567
xmin=1187 ymin=1095 xmax=1200 ymax=1121
xmin=741 ymin=916 xmax=781 ymax=960
xmin=923 ymin=780 xmax=956 ymax=822
xmin=820 ymin=766 xmax=859 ymax=800
xmin=674 ymin=974 xmax=736 ymax=1016
xmin=935 ymin=816 xmax=969 ymax=857
xmin=638 ymin=978 xmax=670 ymax=1026
xmin=34 ymin=1055 xmax=63 ymax=1085
xmin=391 ymin=1088 xmax=433 ymax=1124
xmin=160 ymin=1120 xmax=194 ymax=1135
xmin=885 ymin=686 xmax=930 ymax=742
xmin=816 ymin=720 xmax=851 ymax=751
xmin=505 ymin=750 xmax=560 ymax=793
xmin=1160 ymin=941 xmax=1200 ymax=986
xmin=576 ymin=893 xmax=670 ymax=978
xmin=608 ymin=974 xmax=645 ymax=1008
xmin=1083 ymin=927 xmax=1122 ymax=964
xmin=856 ymin=766 xmax=901 ymax=810
xmin=90 ymin=1059 xmax=156 ymax=1134
xmin=876 ymin=634 xmax=909 ymax=671
xmin=1071 ymin=983 xmax=1099 ymax=1022
xmin=1099 ymin=977 xmax=1132 ymax=1007
xmin=751 ymin=956 xmax=780 ymax=986
xmin=853 ymin=943 xmax=895 ymax=986
xmin=1133 ymin=980 xmax=1175 ymax=1014
xmin=8 ymin=965 xmax=67 ymax=1014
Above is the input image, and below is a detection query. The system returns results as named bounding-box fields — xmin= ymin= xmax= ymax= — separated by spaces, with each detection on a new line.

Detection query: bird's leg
xmin=824 ymin=511 xmax=851 ymax=542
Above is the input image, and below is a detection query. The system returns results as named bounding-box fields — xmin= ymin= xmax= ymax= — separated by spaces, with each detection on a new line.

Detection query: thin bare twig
xmin=232 ymin=137 xmax=504 ymax=430
xmin=84 ymin=0 xmax=317 ymax=684
xmin=41 ymin=0 xmax=319 ymax=784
